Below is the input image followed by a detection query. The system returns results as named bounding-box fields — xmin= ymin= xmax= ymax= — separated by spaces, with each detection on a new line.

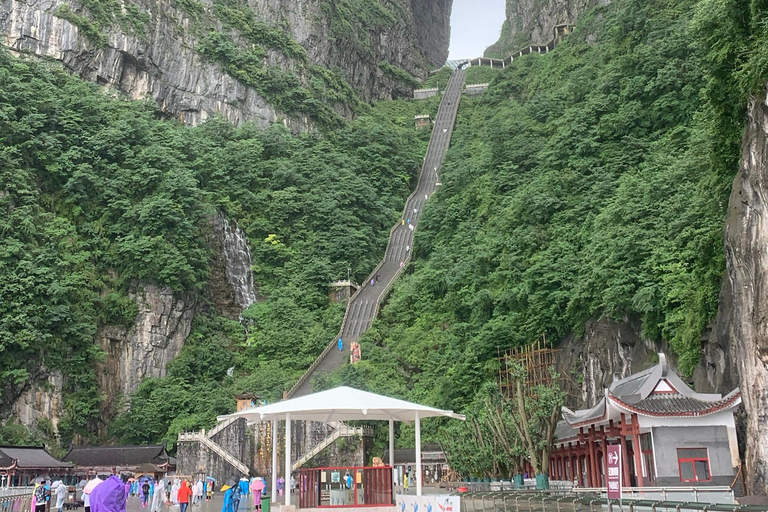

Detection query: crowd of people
xmin=29 ymin=474 xmax=271 ymax=512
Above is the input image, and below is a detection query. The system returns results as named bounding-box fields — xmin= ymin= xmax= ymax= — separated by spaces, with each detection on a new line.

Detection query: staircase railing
xmin=178 ymin=431 xmax=250 ymax=475
xmin=206 ymin=416 xmax=238 ymax=438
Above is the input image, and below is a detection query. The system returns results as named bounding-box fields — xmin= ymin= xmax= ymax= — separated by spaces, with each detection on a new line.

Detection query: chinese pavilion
xmin=546 ymin=354 xmax=741 ymax=488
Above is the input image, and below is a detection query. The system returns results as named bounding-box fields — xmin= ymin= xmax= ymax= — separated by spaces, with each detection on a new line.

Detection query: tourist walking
xmin=141 ymin=481 xmax=151 ymax=508
xmin=54 ymin=482 xmax=67 ymax=512
xmin=178 ymin=480 xmax=193 ymax=512
xmin=151 ymin=479 xmax=165 ymax=512
xmin=251 ymin=478 xmax=265 ymax=511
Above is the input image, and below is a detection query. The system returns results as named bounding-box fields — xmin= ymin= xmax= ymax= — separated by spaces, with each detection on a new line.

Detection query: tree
xmin=440 ymin=383 xmax=524 ymax=479
xmin=503 ymin=361 xmax=564 ymax=489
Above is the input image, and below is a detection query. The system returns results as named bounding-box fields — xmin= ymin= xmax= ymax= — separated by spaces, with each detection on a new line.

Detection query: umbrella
xmin=252 ymin=479 xmax=265 ymax=492
xmin=205 ymin=476 xmax=216 ymax=482
xmin=32 ymin=477 xmax=46 ymax=485
xmin=220 ymin=477 xmax=238 ymax=492
xmin=84 ymin=477 xmax=104 ymax=494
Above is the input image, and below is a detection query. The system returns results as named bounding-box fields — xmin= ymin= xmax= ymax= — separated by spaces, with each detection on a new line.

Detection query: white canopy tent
xmin=218 ymin=386 xmax=465 ymax=506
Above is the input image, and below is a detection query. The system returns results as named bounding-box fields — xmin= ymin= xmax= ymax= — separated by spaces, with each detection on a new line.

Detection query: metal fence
xmin=0 ymin=493 xmax=32 ymax=512
xmin=0 ymin=488 xmax=34 ymax=497
xmin=459 ymin=492 xmax=768 ymax=512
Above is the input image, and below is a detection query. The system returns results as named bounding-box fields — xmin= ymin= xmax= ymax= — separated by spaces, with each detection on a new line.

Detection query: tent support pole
xmin=272 ymin=419 xmax=278 ymax=504
xmin=415 ymin=412 xmax=422 ymax=497
xmin=285 ymin=413 xmax=291 ymax=507
xmin=389 ymin=419 xmax=395 ymax=485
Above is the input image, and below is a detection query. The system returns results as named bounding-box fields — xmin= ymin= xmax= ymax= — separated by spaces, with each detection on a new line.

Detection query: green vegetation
xmin=313 ymin=0 xmax=768 ymax=473
xmin=53 ymin=0 xmax=151 ymax=45
xmin=53 ymin=4 xmax=108 ymax=46
xmin=320 ymin=0 xmax=397 ymax=59
xmin=379 ymin=61 xmax=420 ymax=88
xmin=0 ymin=49 xmax=435 ymax=445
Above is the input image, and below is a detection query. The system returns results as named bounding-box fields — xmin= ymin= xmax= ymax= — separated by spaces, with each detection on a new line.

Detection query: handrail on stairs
xmin=286 ymin=70 xmax=466 ymax=399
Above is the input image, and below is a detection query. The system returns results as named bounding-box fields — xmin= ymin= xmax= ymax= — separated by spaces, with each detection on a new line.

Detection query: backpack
xmin=34 ymin=485 xmax=47 ymax=503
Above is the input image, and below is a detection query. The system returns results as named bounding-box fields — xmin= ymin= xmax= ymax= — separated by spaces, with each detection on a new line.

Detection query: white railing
xmin=207 ymin=416 xmax=238 ymax=439
xmin=291 ymin=422 xmax=374 ymax=471
xmin=178 ymin=431 xmax=249 ymax=475
xmin=572 ymin=486 xmax=735 ymax=505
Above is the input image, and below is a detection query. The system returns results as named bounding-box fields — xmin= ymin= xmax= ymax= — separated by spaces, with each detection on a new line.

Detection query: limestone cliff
xmin=704 ymin=86 xmax=768 ymax=495
xmin=1 ymin=0 xmax=451 ymax=127
xmin=554 ymin=317 xmax=662 ymax=408
xmin=485 ymin=0 xmax=607 ymax=57
xmin=96 ymin=283 xmax=197 ymax=432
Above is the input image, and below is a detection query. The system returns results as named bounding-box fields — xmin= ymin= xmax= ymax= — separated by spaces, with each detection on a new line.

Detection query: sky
xmin=447 ymin=0 xmax=507 ymax=60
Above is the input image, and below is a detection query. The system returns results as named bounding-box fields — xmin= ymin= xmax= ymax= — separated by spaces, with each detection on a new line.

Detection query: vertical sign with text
xmin=606 ymin=445 xmax=622 ymax=500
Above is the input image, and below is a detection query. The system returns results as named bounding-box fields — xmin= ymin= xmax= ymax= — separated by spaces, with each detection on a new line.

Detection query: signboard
xmin=397 ymin=494 xmax=460 ymax=512
xmin=606 ymin=445 xmax=622 ymax=500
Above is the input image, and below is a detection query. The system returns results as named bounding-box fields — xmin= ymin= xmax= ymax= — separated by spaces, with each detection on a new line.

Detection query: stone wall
xmin=177 ymin=418 xmax=254 ymax=482
xmin=95 ymin=282 xmax=197 ymax=433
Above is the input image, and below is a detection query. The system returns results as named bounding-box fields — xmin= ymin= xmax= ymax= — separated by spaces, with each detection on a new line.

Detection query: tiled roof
xmin=0 ymin=446 xmax=72 ymax=468
xmin=554 ymin=421 xmax=579 ymax=442
xmin=63 ymin=445 xmax=170 ymax=467
xmin=562 ymin=398 xmax=606 ymax=426
xmin=608 ymin=388 xmax=742 ymax=417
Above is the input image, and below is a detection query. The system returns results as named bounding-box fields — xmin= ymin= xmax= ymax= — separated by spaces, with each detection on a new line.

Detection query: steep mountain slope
xmin=0 ymin=48 xmax=439 ymax=444
xmin=485 ymin=0 xmax=605 ymax=58
xmin=1 ymin=0 xmax=451 ymax=127
xmin=318 ymin=0 xmax=768 ymax=486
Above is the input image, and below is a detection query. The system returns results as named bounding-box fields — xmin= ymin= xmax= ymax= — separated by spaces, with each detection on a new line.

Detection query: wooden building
xmin=63 ymin=444 xmax=176 ymax=479
xmin=545 ymin=354 xmax=741 ymax=488
xmin=0 ymin=445 xmax=73 ymax=486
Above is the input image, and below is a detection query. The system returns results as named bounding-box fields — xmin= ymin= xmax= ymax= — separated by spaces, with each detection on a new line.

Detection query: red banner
xmin=606 ymin=445 xmax=622 ymax=499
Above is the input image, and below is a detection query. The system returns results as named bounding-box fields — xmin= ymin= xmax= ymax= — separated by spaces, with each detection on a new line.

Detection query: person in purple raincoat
xmin=90 ymin=476 xmax=127 ymax=512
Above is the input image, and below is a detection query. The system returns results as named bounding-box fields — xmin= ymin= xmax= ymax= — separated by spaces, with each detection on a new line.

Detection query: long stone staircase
xmin=178 ymin=69 xmax=467 ymax=476
xmin=288 ymin=68 xmax=466 ymax=399
xmin=283 ymin=68 xmax=467 ymax=469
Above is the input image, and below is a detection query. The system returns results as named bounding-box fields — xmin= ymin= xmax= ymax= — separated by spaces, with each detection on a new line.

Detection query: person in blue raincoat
xmin=221 ymin=479 xmax=241 ymax=512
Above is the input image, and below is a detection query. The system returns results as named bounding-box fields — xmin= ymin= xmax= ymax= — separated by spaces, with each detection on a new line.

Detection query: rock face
xmin=96 ymin=282 xmax=197 ymax=429
xmin=555 ymin=317 xmax=662 ymax=408
xmin=705 ymin=87 xmax=768 ymax=495
xmin=11 ymin=372 xmax=65 ymax=439
xmin=1 ymin=0 xmax=452 ymax=126
xmin=485 ymin=0 xmax=607 ymax=56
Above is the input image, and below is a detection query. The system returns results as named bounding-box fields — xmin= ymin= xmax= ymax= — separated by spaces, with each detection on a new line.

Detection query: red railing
xmin=298 ymin=466 xmax=393 ymax=508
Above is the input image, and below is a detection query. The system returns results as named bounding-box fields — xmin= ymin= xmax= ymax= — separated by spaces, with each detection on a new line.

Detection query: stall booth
xmin=219 ymin=386 xmax=465 ymax=510
xmin=298 ymin=466 xmax=393 ymax=508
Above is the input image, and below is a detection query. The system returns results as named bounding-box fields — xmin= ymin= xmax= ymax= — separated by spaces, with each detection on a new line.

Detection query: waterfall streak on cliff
xmin=219 ymin=214 xmax=258 ymax=312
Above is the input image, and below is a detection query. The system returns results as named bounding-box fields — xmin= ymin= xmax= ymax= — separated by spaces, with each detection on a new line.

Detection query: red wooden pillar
xmin=577 ymin=454 xmax=584 ymax=487
xmin=619 ymin=414 xmax=632 ymax=487
xmin=570 ymin=454 xmax=576 ymax=483
xmin=601 ymin=427 xmax=610 ymax=487
xmin=587 ymin=426 xmax=598 ymax=487
xmin=631 ymin=413 xmax=645 ymax=487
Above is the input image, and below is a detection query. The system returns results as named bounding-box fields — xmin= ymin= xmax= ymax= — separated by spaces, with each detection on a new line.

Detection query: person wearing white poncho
xmin=151 ymin=479 xmax=166 ymax=512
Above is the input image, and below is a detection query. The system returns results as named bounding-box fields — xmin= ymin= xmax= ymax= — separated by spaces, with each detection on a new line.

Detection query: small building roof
xmin=219 ymin=386 xmax=465 ymax=423
xmin=558 ymin=353 xmax=741 ymax=438
xmin=63 ymin=445 xmax=173 ymax=467
xmin=0 ymin=446 xmax=72 ymax=469
xmin=414 ymin=114 xmax=432 ymax=119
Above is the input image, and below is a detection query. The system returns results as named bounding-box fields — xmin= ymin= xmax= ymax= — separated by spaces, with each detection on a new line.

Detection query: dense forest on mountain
xmin=0 ymin=49 xmax=440 ymax=446
xmin=3 ymin=0 xmax=768 ymax=465
xmin=317 ymin=0 xmax=768 ymax=472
